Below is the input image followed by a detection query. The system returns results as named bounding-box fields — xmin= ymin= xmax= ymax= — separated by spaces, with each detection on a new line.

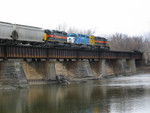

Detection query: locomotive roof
xmin=0 ymin=21 xmax=43 ymax=30
xmin=0 ymin=21 xmax=13 ymax=25
xmin=95 ymin=36 xmax=106 ymax=39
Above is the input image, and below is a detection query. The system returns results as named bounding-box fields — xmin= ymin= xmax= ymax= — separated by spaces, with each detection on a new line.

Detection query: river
xmin=0 ymin=74 xmax=150 ymax=113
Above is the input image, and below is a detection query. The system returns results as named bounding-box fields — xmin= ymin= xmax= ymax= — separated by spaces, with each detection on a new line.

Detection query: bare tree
xmin=109 ymin=33 xmax=129 ymax=51
xmin=81 ymin=29 xmax=95 ymax=35
xmin=142 ymin=33 xmax=150 ymax=52
xmin=109 ymin=33 xmax=144 ymax=52
xmin=67 ymin=27 xmax=80 ymax=34
xmin=67 ymin=27 xmax=95 ymax=35
xmin=55 ymin=24 xmax=95 ymax=35
xmin=55 ymin=23 xmax=68 ymax=32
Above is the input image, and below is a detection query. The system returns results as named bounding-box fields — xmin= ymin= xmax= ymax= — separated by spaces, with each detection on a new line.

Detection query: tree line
xmin=108 ymin=33 xmax=150 ymax=52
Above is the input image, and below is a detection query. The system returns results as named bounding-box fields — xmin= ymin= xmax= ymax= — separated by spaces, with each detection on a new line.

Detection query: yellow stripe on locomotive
xmin=43 ymin=33 xmax=47 ymax=41
xmin=89 ymin=36 xmax=95 ymax=45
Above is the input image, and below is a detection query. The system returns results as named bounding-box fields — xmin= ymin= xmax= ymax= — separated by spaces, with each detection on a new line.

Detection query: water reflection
xmin=0 ymin=74 xmax=150 ymax=113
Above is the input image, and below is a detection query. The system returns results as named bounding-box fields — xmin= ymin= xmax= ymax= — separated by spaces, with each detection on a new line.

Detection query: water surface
xmin=0 ymin=74 xmax=150 ymax=113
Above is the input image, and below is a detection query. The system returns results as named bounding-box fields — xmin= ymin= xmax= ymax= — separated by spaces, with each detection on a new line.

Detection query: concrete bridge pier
xmin=101 ymin=60 xmax=107 ymax=76
xmin=128 ymin=59 xmax=136 ymax=74
xmin=89 ymin=59 xmax=137 ymax=77
xmin=55 ymin=60 xmax=94 ymax=78
xmin=0 ymin=60 xmax=29 ymax=89
xmin=89 ymin=60 xmax=107 ymax=77
xmin=105 ymin=59 xmax=136 ymax=76
xmin=21 ymin=61 xmax=56 ymax=81
xmin=115 ymin=59 xmax=127 ymax=75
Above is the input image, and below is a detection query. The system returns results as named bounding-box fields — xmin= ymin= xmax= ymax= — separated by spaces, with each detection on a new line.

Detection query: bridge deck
xmin=0 ymin=45 xmax=142 ymax=60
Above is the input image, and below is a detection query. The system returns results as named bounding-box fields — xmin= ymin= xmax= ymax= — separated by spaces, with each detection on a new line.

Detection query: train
xmin=0 ymin=21 xmax=109 ymax=50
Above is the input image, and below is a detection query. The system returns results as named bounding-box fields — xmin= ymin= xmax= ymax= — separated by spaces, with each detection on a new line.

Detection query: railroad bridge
xmin=0 ymin=45 xmax=142 ymax=60
xmin=0 ymin=21 xmax=144 ymax=88
xmin=0 ymin=45 xmax=143 ymax=89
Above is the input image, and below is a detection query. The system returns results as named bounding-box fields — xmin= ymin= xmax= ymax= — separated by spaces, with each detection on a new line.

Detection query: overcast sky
xmin=1 ymin=0 xmax=150 ymax=36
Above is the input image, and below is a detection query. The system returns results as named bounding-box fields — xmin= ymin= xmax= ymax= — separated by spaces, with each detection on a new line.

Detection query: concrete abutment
xmin=0 ymin=59 xmax=137 ymax=88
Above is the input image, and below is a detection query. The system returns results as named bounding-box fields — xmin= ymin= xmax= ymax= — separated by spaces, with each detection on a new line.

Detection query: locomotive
xmin=67 ymin=33 xmax=109 ymax=50
xmin=0 ymin=21 xmax=109 ymax=50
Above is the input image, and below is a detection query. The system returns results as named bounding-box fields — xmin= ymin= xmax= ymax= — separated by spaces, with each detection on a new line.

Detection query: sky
xmin=1 ymin=0 xmax=150 ymax=36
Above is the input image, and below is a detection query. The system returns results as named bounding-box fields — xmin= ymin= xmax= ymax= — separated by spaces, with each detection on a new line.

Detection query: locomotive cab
xmin=44 ymin=29 xmax=68 ymax=45
xmin=94 ymin=36 xmax=109 ymax=50
xmin=43 ymin=29 xmax=52 ymax=41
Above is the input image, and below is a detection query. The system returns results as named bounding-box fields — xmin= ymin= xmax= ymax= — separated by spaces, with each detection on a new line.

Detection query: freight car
xmin=0 ymin=21 xmax=44 ymax=45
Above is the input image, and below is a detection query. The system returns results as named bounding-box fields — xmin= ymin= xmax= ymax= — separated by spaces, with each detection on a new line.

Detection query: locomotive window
xmin=54 ymin=32 xmax=62 ymax=36
xmin=62 ymin=32 xmax=67 ymax=36
xmin=71 ymin=34 xmax=76 ymax=37
xmin=44 ymin=30 xmax=52 ymax=35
